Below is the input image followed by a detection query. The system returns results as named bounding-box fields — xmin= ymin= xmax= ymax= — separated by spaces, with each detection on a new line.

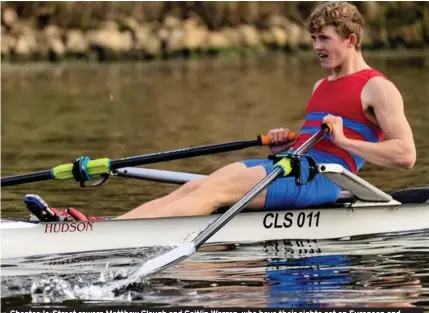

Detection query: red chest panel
xmin=292 ymin=69 xmax=386 ymax=173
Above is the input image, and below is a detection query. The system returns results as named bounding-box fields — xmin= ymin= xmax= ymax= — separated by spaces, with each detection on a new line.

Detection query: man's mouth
xmin=318 ymin=53 xmax=328 ymax=59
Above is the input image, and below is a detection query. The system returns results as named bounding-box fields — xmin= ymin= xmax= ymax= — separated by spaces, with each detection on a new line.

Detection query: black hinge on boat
xmin=268 ymin=153 xmax=318 ymax=185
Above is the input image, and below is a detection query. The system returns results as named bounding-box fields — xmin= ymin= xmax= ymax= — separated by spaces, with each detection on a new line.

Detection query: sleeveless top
xmin=292 ymin=69 xmax=386 ymax=173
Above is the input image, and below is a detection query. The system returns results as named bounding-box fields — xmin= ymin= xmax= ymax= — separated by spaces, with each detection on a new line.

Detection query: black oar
xmin=118 ymin=123 xmax=331 ymax=284
xmin=1 ymin=132 xmax=296 ymax=187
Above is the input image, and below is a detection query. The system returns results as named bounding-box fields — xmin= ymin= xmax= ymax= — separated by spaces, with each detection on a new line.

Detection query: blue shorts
xmin=241 ymin=150 xmax=343 ymax=210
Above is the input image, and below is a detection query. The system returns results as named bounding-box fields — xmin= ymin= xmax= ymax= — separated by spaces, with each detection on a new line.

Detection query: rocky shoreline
xmin=2 ymin=2 xmax=429 ymax=63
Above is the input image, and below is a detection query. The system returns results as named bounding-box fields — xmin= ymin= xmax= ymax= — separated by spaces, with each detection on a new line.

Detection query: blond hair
xmin=306 ymin=1 xmax=364 ymax=50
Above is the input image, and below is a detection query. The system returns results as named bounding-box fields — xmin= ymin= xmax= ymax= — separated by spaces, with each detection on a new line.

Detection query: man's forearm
xmin=338 ymin=138 xmax=416 ymax=169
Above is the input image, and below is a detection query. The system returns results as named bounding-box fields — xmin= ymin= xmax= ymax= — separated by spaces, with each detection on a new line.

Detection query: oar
xmin=1 ymin=132 xmax=297 ymax=187
xmin=121 ymin=123 xmax=332 ymax=283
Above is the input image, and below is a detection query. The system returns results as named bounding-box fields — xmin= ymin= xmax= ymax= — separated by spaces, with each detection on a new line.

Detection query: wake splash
xmin=30 ymin=268 xmax=148 ymax=303
xmin=28 ymin=243 xmax=195 ymax=303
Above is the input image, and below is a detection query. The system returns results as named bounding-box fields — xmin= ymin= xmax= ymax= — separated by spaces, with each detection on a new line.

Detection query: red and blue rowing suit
xmin=242 ymin=69 xmax=386 ymax=209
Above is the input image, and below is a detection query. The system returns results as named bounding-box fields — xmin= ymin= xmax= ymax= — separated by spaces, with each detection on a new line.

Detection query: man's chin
xmin=320 ymin=62 xmax=333 ymax=69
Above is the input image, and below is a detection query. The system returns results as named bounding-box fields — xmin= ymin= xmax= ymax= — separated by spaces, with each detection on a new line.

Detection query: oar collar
xmin=270 ymin=152 xmax=318 ymax=185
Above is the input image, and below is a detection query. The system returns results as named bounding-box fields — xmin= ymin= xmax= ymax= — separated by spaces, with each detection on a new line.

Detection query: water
xmin=1 ymin=51 xmax=429 ymax=307
xmin=1 ymin=233 xmax=429 ymax=307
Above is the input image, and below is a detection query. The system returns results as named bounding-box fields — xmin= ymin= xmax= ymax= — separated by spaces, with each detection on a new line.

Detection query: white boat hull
xmin=2 ymin=204 xmax=429 ymax=260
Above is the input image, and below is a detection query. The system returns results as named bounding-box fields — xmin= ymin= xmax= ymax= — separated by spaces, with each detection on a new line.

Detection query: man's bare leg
xmin=117 ymin=177 xmax=207 ymax=218
xmin=117 ymin=162 xmax=245 ymax=218
xmin=117 ymin=162 xmax=267 ymax=219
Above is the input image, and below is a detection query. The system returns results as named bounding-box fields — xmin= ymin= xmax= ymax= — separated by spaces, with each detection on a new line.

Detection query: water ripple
xmin=1 ymin=231 xmax=428 ymax=308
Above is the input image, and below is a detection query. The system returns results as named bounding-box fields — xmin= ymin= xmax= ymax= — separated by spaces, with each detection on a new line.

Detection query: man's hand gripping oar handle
xmin=1 ymin=132 xmax=297 ymax=187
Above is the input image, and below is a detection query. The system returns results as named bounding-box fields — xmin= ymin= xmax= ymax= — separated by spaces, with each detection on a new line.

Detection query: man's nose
xmin=313 ymin=39 xmax=323 ymax=50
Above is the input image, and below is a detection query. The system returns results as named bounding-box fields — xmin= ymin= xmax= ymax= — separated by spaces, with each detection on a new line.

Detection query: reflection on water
xmin=1 ymin=231 xmax=428 ymax=307
xmin=1 ymin=52 xmax=429 ymax=218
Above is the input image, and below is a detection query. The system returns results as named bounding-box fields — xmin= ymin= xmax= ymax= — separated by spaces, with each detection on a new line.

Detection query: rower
xmin=114 ymin=1 xmax=416 ymax=220
xmin=20 ymin=1 xmax=416 ymax=222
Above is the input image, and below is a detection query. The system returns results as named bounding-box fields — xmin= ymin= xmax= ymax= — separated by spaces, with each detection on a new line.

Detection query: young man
xmin=48 ymin=1 xmax=416 ymax=221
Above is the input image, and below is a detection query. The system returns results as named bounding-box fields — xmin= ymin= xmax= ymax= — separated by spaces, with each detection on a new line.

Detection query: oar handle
xmin=324 ymin=122 xmax=333 ymax=133
xmin=258 ymin=131 xmax=297 ymax=146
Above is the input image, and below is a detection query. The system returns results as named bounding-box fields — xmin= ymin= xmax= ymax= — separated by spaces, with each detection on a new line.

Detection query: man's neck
xmin=330 ymin=51 xmax=370 ymax=80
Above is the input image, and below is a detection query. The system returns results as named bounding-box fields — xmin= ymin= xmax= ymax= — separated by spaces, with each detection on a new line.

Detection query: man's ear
xmin=348 ymin=33 xmax=357 ymax=48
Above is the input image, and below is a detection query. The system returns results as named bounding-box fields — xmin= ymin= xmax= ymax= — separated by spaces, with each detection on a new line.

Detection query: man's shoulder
xmin=365 ymin=74 xmax=398 ymax=93
xmin=366 ymin=68 xmax=387 ymax=79
xmin=363 ymin=73 xmax=403 ymax=107
xmin=312 ymin=78 xmax=326 ymax=93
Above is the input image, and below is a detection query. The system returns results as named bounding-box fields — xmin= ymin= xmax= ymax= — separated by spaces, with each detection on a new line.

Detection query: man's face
xmin=311 ymin=25 xmax=352 ymax=69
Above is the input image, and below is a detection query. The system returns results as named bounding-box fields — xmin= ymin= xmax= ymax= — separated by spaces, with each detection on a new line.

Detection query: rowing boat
xmin=2 ymin=130 xmax=428 ymax=281
xmin=2 ymin=163 xmax=428 ymax=261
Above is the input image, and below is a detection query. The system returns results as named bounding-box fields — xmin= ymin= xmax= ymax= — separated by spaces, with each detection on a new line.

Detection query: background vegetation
xmin=2 ymin=1 xmax=429 ymax=62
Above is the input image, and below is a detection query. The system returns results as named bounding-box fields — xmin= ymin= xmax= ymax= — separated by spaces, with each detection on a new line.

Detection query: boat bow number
xmin=263 ymin=211 xmax=321 ymax=229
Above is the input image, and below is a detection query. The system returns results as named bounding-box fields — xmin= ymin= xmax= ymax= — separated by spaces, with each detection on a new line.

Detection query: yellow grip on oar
xmin=87 ymin=158 xmax=111 ymax=176
xmin=51 ymin=158 xmax=111 ymax=180
xmin=51 ymin=163 xmax=74 ymax=180
xmin=273 ymin=157 xmax=293 ymax=177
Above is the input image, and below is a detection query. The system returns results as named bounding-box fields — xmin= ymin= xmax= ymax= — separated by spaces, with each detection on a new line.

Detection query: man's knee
xmin=190 ymin=174 xmax=232 ymax=206
xmin=183 ymin=177 xmax=206 ymax=192
xmin=197 ymin=167 xmax=260 ymax=205
xmin=209 ymin=162 xmax=247 ymax=178
xmin=201 ymin=165 xmax=249 ymax=187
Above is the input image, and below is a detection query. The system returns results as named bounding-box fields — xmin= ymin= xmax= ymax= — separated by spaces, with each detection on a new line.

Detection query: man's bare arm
xmin=324 ymin=77 xmax=416 ymax=169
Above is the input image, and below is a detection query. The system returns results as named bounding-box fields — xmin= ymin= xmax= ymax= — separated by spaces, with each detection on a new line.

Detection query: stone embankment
xmin=2 ymin=2 xmax=428 ymax=62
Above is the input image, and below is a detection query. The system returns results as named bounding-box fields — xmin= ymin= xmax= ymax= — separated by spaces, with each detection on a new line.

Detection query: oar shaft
xmin=294 ymin=123 xmax=331 ymax=155
xmin=193 ymin=167 xmax=282 ymax=248
xmin=0 ymin=138 xmax=262 ymax=187
xmin=1 ymin=132 xmax=296 ymax=187
xmin=1 ymin=170 xmax=52 ymax=187
xmin=110 ymin=138 xmax=263 ymax=169
xmin=111 ymin=132 xmax=297 ymax=169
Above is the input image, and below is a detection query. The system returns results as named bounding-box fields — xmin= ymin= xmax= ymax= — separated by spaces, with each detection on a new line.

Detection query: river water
xmin=1 ymin=52 xmax=429 ymax=308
